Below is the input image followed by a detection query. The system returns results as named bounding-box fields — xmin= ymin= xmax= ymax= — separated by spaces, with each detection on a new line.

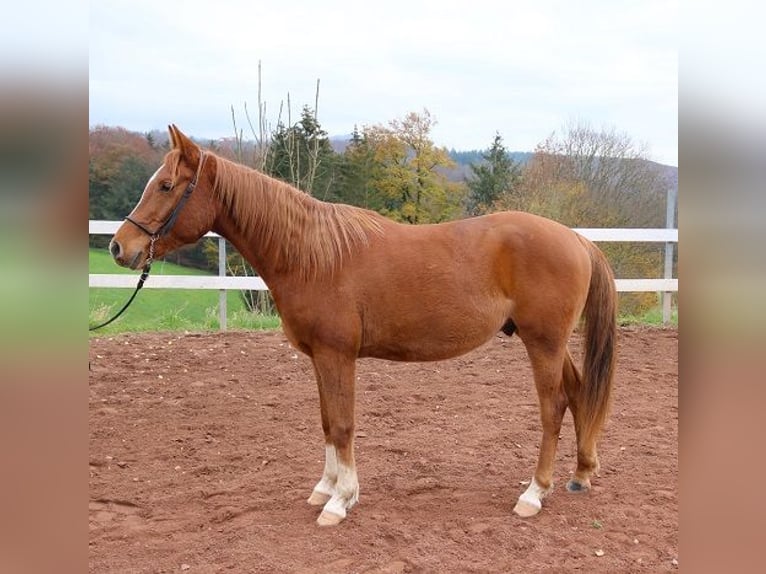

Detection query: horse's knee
xmin=328 ymin=424 xmax=354 ymax=451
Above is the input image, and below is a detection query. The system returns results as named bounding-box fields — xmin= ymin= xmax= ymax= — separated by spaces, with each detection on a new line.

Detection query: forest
xmin=89 ymin=108 xmax=676 ymax=316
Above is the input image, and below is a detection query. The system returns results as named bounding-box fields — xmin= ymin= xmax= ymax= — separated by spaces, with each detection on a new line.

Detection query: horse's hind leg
xmin=309 ymin=351 xmax=359 ymax=526
xmin=562 ymin=350 xmax=600 ymax=492
xmin=513 ymin=337 xmax=569 ymax=518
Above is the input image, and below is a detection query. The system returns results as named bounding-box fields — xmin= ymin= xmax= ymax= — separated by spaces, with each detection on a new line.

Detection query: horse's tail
xmin=577 ymin=238 xmax=617 ymax=449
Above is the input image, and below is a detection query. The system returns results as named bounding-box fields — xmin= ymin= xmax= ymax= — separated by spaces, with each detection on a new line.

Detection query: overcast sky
xmin=89 ymin=0 xmax=678 ymax=166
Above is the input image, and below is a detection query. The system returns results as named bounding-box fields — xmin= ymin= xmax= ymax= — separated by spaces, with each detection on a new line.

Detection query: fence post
xmin=218 ymin=237 xmax=227 ymax=331
xmin=663 ymin=187 xmax=677 ymax=324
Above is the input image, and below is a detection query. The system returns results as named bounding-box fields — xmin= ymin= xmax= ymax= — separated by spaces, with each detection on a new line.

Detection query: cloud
xmin=89 ymin=0 xmax=677 ymax=165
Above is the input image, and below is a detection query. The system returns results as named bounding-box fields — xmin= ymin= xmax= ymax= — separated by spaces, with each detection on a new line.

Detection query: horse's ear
xmin=168 ymin=124 xmax=178 ymax=148
xmin=168 ymin=125 xmax=200 ymax=162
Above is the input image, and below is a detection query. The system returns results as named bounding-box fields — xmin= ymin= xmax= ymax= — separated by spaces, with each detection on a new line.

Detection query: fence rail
xmin=89 ymin=220 xmax=678 ymax=327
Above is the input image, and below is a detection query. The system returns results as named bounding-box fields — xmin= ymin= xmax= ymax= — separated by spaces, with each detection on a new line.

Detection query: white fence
xmin=89 ymin=220 xmax=678 ymax=327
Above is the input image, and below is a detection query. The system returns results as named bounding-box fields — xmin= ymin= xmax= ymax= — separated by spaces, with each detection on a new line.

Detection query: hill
xmin=329 ymin=134 xmax=677 ymax=188
xmin=132 ymin=129 xmax=678 ymax=189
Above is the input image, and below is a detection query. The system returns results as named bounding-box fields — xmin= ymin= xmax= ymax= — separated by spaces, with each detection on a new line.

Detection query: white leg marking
xmin=315 ymin=445 xmax=338 ymax=494
xmin=513 ymin=477 xmax=553 ymax=518
xmin=318 ymin=460 xmax=358 ymax=525
xmin=308 ymin=445 xmax=337 ymax=505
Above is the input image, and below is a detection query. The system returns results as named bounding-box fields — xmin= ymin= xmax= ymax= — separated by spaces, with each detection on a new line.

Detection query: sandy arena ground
xmin=89 ymin=326 xmax=677 ymax=573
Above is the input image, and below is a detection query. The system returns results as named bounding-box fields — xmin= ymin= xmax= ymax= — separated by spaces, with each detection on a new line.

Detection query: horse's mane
xmin=207 ymin=152 xmax=384 ymax=280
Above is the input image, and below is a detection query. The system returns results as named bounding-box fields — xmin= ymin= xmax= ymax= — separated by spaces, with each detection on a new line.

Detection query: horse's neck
xmin=211 ymin=169 xmax=306 ymax=285
xmin=211 ymin=162 xmax=383 ymax=286
xmin=212 ymin=215 xmax=269 ymax=281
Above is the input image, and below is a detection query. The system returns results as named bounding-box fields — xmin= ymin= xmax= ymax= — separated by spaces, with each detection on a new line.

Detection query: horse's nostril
xmin=109 ymin=240 xmax=122 ymax=259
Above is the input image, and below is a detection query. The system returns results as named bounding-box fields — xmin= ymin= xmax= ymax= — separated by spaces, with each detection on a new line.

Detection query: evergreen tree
xmin=267 ymin=105 xmax=336 ymax=195
xmin=332 ymin=127 xmax=385 ymax=210
xmin=466 ymin=132 xmax=521 ymax=215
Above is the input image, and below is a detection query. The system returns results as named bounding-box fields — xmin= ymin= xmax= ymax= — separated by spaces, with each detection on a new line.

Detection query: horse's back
xmin=342 ymin=211 xmax=592 ymax=360
xmin=358 ymin=210 xmax=590 ymax=296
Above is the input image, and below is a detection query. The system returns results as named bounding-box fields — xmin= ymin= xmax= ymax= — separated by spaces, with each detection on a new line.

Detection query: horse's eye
xmin=159 ymin=181 xmax=173 ymax=192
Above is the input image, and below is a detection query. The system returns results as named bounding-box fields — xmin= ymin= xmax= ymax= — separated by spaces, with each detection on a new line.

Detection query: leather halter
xmin=124 ymin=151 xmax=207 ymax=240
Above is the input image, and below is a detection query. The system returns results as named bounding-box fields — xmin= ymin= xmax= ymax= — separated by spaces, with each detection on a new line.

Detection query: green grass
xmin=618 ymin=305 xmax=678 ymax=327
xmin=89 ymin=249 xmax=280 ymax=334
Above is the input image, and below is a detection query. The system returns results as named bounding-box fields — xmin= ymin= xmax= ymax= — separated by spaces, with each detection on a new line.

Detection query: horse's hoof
xmin=513 ymin=498 xmax=542 ymax=518
xmin=566 ymin=479 xmax=591 ymax=493
xmin=307 ymin=490 xmax=332 ymax=506
xmin=317 ymin=510 xmax=345 ymax=526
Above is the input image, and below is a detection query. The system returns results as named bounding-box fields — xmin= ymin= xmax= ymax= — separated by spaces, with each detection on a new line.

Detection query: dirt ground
xmin=89 ymin=326 xmax=677 ymax=573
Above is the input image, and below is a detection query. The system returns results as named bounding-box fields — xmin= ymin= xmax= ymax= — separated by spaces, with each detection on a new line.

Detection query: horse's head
xmin=110 ymin=125 xmax=217 ymax=270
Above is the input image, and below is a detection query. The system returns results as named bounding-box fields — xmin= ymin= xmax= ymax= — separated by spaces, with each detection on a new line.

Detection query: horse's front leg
xmin=307 ymin=351 xmax=358 ymax=526
xmin=306 ymin=383 xmax=337 ymax=506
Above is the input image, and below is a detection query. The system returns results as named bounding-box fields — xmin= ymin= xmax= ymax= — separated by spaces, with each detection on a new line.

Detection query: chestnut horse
xmin=110 ymin=125 xmax=617 ymax=526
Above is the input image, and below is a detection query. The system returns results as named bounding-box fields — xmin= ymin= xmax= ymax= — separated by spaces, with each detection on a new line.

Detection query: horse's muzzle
xmin=109 ymin=238 xmax=143 ymax=269
xmin=109 ymin=239 xmax=122 ymax=260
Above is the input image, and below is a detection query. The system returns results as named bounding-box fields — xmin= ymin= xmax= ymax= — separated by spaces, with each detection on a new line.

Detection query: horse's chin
xmin=127 ymin=251 xmax=145 ymax=270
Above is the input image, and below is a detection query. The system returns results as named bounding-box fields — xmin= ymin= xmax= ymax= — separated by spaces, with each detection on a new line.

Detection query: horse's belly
xmin=358 ymin=304 xmax=509 ymax=362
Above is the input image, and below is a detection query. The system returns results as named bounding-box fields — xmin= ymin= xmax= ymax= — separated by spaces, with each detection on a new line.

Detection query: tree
xmin=465 ymin=132 xmax=521 ymax=215
xmin=267 ymin=104 xmax=336 ymax=195
xmin=516 ymin=121 xmax=665 ymax=227
xmin=332 ymin=125 xmax=386 ymax=210
xmin=391 ymin=109 xmax=465 ymax=223
xmin=346 ymin=110 xmax=464 ymax=224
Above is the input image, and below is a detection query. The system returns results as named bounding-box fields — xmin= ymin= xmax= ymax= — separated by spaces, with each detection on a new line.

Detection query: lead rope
xmin=89 ymin=235 xmax=157 ymax=331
